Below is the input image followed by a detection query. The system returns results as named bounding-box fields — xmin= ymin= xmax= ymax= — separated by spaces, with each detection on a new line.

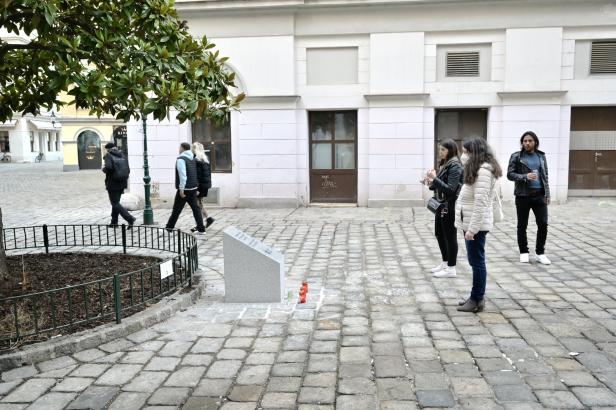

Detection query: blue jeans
xmin=465 ymin=231 xmax=488 ymax=302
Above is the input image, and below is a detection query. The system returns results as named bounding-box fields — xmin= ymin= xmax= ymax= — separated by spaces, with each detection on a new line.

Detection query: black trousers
xmin=107 ymin=190 xmax=134 ymax=224
xmin=165 ymin=189 xmax=205 ymax=231
xmin=435 ymin=202 xmax=458 ymax=267
xmin=515 ymin=195 xmax=549 ymax=255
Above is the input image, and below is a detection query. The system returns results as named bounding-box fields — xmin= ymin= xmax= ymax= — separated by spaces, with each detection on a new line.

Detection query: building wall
xmin=1 ymin=117 xmax=62 ymax=163
xmin=56 ymin=96 xmax=123 ymax=171
xmin=60 ymin=124 xmax=115 ymax=171
xmin=127 ymin=0 xmax=616 ymax=206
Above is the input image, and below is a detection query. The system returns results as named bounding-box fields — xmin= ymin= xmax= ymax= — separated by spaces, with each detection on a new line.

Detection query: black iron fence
xmin=1 ymin=224 xmax=198 ymax=348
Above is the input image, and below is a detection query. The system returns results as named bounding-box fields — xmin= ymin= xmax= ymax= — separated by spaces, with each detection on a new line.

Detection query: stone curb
xmin=0 ymin=275 xmax=205 ymax=372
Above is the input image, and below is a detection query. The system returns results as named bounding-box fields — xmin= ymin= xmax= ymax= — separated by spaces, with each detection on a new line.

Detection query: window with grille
xmin=446 ymin=51 xmax=480 ymax=77
xmin=590 ymin=40 xmax=616 ymax=74
xmin=192 ymin=117 xmax=232 ymax=173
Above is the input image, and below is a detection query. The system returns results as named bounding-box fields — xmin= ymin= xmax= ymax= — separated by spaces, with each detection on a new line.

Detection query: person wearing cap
xmin=102 ymin=142 xmax=136 ymax=228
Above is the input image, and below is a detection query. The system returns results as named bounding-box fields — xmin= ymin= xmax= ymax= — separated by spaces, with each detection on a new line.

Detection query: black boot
xmin=457 ymin=298 xmax=484 ymax=313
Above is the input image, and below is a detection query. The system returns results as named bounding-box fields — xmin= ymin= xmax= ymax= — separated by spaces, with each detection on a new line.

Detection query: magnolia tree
xmin=0 ymin=0 xmax=244 ymax=287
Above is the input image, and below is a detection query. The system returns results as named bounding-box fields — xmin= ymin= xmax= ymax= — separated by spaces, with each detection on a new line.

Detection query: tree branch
xmin=0 ymin=43 xmax=52 ymax=58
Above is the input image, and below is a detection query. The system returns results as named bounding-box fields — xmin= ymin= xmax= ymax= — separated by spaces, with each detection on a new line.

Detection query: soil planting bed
xmin=0 ymin=252 xmax=182 ymax=351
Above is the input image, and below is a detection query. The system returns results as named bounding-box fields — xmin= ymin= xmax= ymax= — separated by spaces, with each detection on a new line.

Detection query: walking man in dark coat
xmin=102 ymin=142 xmax=136 ymax=228
xmin=165 ymin=142 xmax=206 ymax=233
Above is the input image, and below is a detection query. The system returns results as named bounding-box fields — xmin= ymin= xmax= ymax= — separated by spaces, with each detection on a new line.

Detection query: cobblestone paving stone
xmin=1 ymin=162 xmax=616 ymax=409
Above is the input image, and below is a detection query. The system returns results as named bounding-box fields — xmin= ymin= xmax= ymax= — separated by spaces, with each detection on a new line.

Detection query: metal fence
xmin=1 ymin=224 xmax=198 ymax=348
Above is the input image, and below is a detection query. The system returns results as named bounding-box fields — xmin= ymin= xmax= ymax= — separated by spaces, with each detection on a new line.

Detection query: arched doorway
xmin=77 ymin=130 xmax=102 ymax=170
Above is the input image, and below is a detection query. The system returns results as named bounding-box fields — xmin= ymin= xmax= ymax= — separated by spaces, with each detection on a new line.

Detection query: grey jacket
xmin=507 ymin=150 xmax=550 ymax=198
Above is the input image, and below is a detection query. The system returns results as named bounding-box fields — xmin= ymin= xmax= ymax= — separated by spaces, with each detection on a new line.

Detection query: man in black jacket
xmin=507 ymin=131 xmax=551 ymax=265
xmin=165 ymin=142 xmax=205 ymax=233
xmin=102 ymin=142 xmax=136 ymax=228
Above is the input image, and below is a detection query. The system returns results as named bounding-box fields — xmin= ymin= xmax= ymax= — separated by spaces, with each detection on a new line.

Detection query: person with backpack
xmin=507 ymin=131 xmax=551 ymax=265
xmin=455 ymin=137 xmax=502 ymax=313
xmin=191 ymin=142 xmax=215 ymax=232
xmin=102 ymin=142 xmax=136 ymax=228
xmin=423 ymin=139 xmax=463 ymax=278
xmin=165 ymin=142 xmax=206 ymax=233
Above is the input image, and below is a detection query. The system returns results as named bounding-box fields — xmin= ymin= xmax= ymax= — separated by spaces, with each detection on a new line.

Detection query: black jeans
xmin=515 ymin=195 xmax=549 ymax=255
xmin=435 ymin=202 xmax=458 ymax=267
xmin=166 ymin=189 xmax=205 ymax=231
xmin=107 ymin=190 xmax=134 ymax=224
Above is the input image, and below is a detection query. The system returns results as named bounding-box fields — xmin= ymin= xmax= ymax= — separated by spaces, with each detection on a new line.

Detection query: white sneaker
xmin=536 ymin=254 xmax=551 ymax=265
xmin=433 ymin=266 xmax=457 ymax=278
xmin=431 ymin=261 xmax=447 ymax=273
xmin=519 ymin=253 xmax=530 ymax=263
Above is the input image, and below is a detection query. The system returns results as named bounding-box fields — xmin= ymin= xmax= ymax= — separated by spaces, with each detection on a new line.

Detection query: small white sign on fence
xmin=160 ymin=260 xmax=174 ymax=279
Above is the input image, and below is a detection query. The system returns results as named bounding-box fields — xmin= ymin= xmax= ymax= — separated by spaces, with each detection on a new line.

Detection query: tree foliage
xmin=0 ymin=0 xmax=245 ymax=284
xmin=0 ymin=0 xmax=244 ymax=123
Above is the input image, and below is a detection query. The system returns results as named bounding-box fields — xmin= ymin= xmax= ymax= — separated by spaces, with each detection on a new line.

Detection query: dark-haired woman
xmin=455 ymin=137 xmax=503 ymax=313
xmin=426 ymin=139 xmax=463 ymax=278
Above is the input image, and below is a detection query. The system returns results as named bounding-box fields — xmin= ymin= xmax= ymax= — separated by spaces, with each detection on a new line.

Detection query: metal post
xmin=43 ymin=224 xmax=49 ymax=254
xmin=113 ymin=273 xmax=122 ymax=324
xmin=142 ymin=115 xmax=154 ymax=225
xmin=121 ymin=224 xmax=127 ymax=254
xmin=177 ymin=230 xmax=182 ymax=255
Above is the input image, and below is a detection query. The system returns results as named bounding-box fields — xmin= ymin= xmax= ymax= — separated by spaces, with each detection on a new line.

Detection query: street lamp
xmin=141 ymin=115 xmax=154 ymax=225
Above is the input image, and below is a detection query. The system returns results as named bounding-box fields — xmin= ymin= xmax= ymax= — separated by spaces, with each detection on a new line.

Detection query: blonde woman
xmin=191 ymin=142 xmax=215 ymax=232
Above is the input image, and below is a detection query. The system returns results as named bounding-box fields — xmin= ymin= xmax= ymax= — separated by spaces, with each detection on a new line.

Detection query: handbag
xmin=427 ymin=197 xmax=445 ymax=214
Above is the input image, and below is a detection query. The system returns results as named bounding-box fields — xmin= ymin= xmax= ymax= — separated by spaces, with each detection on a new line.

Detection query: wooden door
xmin=435 ymin=109 xmax=487 ymax=165
xmin=570 ymin=107 xmax=616 ymax=192
xmin=77 ymin=131 xmax=102 ymax=170
xmin=309 ymin=111 xmax=357 ymax=203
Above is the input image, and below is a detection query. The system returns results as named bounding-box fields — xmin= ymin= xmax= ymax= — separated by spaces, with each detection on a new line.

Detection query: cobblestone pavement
xmin=1 ymin=162 xmax=616 ymax=409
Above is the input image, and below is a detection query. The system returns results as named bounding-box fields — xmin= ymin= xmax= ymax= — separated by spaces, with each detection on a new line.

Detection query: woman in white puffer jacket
xmin=455 ymin=137 xmax=503 ymax=313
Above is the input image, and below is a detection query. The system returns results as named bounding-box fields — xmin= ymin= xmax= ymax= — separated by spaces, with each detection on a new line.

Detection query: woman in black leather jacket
xmin=426 ymin=139 xmax=464 ymax=278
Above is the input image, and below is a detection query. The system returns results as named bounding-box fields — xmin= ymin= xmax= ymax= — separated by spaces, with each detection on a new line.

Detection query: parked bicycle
xmin=35 ymin=152 xmax=44 ymax=163
xmin=0 ymin=152 xmax=11 ymax=163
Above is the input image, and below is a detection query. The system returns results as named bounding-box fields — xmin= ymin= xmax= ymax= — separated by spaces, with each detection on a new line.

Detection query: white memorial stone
xmin=223 ymin=226 xmax=285 ymax=303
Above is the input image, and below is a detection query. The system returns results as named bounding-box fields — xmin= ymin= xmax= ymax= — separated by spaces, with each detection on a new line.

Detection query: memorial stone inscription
xmin=223 ymin=226 xmax=285 ymax=303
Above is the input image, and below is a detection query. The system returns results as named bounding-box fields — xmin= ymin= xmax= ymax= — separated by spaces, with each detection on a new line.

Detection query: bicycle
xmin=0 ymin=152 xmax=11 ymax=163
xmin=35 ymin=152 xmax=44 ymax=163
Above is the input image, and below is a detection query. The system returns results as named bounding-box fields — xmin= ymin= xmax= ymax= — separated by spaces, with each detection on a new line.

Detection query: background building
xmin=58 ymin=99 xmax=125 ymax=172
xmin=127 ymin=0 xmax=616 ymax=207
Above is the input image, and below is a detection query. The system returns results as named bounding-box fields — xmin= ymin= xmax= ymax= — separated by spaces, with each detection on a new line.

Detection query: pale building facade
xmin=128 ymin=0 xmax=616 ymax=207
xmin=0 ymin=29 xmax=63 ymax=163
xmin=58 ymin=102 xmax=125 ymax=172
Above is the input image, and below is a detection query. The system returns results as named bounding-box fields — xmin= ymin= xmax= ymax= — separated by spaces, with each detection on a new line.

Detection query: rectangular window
xmin=590 ymin=40 xmax=616 ymax=74
xmin=0 ymin=131 xmax=9 ymax=152
xmin=47 ymin=132 xmax=52 ymax=152
xmin=30 ymin=131 xmax=35 ymax=152
xmin=55 ymin=133 xmax=59 ymax=151
xmin=191 ymin=117 xmax=232 ymax=172
xmin=307 ymin=47 xmax=358 ymax=85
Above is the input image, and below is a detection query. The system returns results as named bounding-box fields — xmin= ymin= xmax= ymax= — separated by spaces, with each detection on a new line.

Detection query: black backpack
xmin=196 ymin=159 xmax=212 ymax=190
xmin=111 ymin=155 xmax=130 ymax=181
